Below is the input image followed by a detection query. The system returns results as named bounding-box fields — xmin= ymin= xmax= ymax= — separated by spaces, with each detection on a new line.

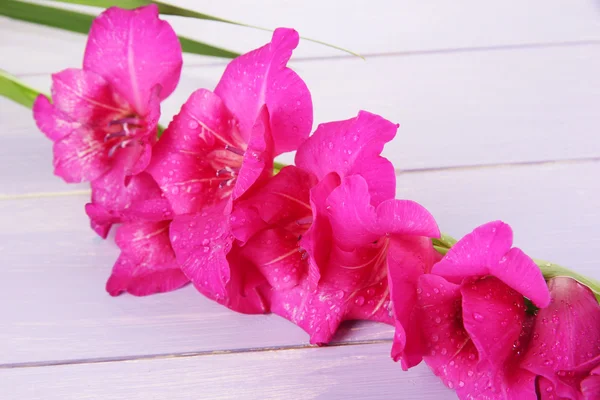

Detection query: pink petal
xmin=147 ymin=89 xmax=239 ymax=215
xmin=432 ymin=221 xmax=513 ymax=282
xmin=86 ymin=149 xmax=171 ymax=237
xmin=241 ymin=228 xmax=304 ymax=290
xmin=325 ymin=175 xmax=379 ymax=251
xmin=270 ymin=282 xmax=344 ymax=344
xmin=521 ymin=277 xmax=600 ymax=398
xmin=300 ymin=172 xmax=340 ymax=289
xmin=326 ymin=175 xmax=440 ymax=251
xmin=271 ymin=237 xmax=396 ymax=344
xmin=32 ymin=95 xmax=75 ymax=142
xmin=461 ymin=276 xmax=526 ymax=370
xmin=106 ymin=221 xmax=188 ymax=296
xmin=232 ymin=105 xmax=274 ymax=200
xmin=170 ymin=206 xmax=267 ymax=313
xmin=388 ymin=236 xmax=439 ymax=369
xmin=232 ymin=166 xmax=316 ymax=240
xmin=214 ymin=28 xmax=312 ymax=155
xmin=83 ymin=5 xmax=182 ymax=114
xmin=418 ymin=274 xmax=481 ymax=389
xmin=170 ymin=208 xmax=231 ymax=302
xmin=419 ymin=275 xmax=538 ymax=398
xmin=374 ymin=199 xmax=440 ymax=239
xmin=581 ymin=367 xmax=600 ymax=400
xmin=432 ymin=221 xmax=549 ymax=307
xmin=50 ymin=68 xmax=126 ymax=125
xmin=295 ymin=111 xmax=398 ymax=205
xmin=536 ymin=377 xmax=560 ymax=400
xmin=52 ymin=125 xmax=110 ymax=183
xmin=493 ymin=247 xmax=551 ymax=308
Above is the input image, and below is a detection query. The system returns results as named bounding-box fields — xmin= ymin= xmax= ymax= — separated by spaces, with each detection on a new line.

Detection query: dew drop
xmin=354 ymin=296 xmax=365 ymax=306
xmin=201 ymin=239 xmax=209 ymax=245
xmin=435 ymin=317 xmax=442 ymax=324
xmin=188 ymin=120 xmax=198 ymax=129
xmin=203 ymin=246 xmax=209 ymax=253
xmin=335 ymin=290 xmax=345 ymax=299
xmin=472 ymin=312 xmax=484 ymax=322
xmin=327 ymin=142 xmax=334 ymax=150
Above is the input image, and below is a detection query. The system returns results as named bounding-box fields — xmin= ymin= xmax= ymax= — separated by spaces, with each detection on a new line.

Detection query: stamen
xmin=296 ymin=216 xmax=313 ymax=226
xmin=104 ymin=130 xmax=127 ymax=142
xmin=215 ymin=166 xmax=240 ymax=177
xmin=219 ymin=178 xmax=235 ymax=188
xmin=108 ymin=139 xmax=135 ymax=157
xmin=224 ymin=145 xmax=245 ymax=156
xmin=109 ymin=117 xmax=143 ymax=127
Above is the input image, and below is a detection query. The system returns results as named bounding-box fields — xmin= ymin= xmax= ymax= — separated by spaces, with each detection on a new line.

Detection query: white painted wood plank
xmin=1 ymin=162 xmax=597 ymax=365
xmin=1 ymin=343 xmax=455 ymax=400
xmin=2 ymin=45 xmax=599 ymax=195
xmin=397 ymin=161 xmax=600 ymax=272
xmin=0 ymin=194 xmax=393 ymax=366
xmin=1 ymin=0 xmax=600 ymax=75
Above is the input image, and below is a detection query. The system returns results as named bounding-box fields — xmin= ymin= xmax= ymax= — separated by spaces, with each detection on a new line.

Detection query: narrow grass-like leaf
xmin=0 ymin=0 xmax=239 ymax=58
xmin=0 ymin=69 xmax=46 ymax=109
xmin=48 ymin=0 xmax=364 ymax=58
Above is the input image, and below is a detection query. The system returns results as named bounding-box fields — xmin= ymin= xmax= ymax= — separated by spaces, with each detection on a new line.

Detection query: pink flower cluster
xmin=33 ymin=6 xmax=600 ymax=400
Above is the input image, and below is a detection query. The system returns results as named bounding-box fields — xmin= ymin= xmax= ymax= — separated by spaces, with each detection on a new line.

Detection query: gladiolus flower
xmin=412 ymin=221 xmax=551 ymax=399
xmin=33 ymin=5 xmax=183 ymax=235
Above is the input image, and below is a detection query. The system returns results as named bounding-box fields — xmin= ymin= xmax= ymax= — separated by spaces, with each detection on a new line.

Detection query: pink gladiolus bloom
xmin=253 ymin=111 xmax=439 ymax=343
xmin=521 ymin=277 xmax=600 ymax=399
xmin=106 ymin=221 xmax=188 ymax=296
xmin=414 ymin=221 xmax=551 ymax=399
xmin=165 ymin=28 xmax=312 ymax=311
xmin=33 ymin=5 xmax=182 ymax=234
xmin=147 ymin=28 xmax=312 ymax=215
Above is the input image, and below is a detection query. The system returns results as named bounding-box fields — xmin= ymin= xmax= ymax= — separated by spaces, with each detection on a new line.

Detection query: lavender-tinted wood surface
xmin=1 ymin=1 xmax=600 ymax=398
xmin=2 ymin=343 xmax=457 ymax=400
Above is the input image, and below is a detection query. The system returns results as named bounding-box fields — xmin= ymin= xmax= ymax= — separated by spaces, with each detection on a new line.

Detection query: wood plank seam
xmin=9 ymin=39 xmax=600 ymax=79
xmin=0 ymin=339 xmax=393 ymax=370
xmin=1 ymin=157 xmax=598 ymax=200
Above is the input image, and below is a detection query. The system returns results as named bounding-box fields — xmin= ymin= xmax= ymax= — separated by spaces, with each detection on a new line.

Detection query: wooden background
xmin=1 ymin=1 xmax=599 ymax=398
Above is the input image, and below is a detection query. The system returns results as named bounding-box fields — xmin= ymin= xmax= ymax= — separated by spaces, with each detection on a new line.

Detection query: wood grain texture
xmin=1 ymin=0 xmax=600 ymax=74
xmin=1 ymin=2 xmax=599 ymax=398
xmin=2 ymin=44 xmax=599 ymax=195
xmin=1 ymin=343 xmax=455 ymax=400
xmin=1 ymin=162 xmax=598 ymax=365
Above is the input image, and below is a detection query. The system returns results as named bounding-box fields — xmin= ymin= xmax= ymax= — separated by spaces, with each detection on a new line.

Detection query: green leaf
xmin=48 ymin=0 xmax=363 ymax=58
xmin=0 ymin=69 xmax=46 ymax=109
xmin=0 ymin=0 xmax=239 ymax=58
xmin=535 ymin=259 xmax=600 ymax=303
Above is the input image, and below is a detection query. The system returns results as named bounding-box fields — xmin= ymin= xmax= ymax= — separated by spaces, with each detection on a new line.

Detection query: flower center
xmin=104 ymin=116 xmax=145 ymax=157
xmin=209 ymin=144 xmax=246 ymax=189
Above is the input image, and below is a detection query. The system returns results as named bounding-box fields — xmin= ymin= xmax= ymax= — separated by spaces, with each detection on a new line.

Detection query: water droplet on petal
xmin=188 ymin=120 xmax=198 ymax=129
xmin=472 ymin=312 xmax=484 ymax=322
xmin=354 ymin=296 xmax=365 ymax=306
